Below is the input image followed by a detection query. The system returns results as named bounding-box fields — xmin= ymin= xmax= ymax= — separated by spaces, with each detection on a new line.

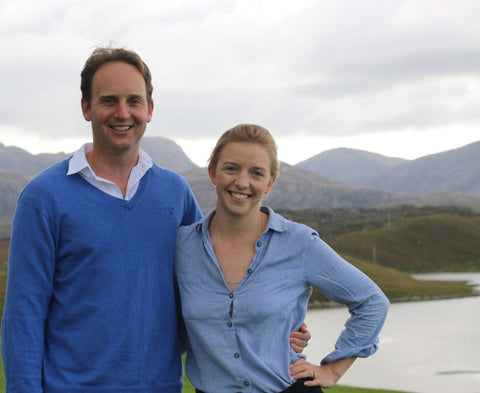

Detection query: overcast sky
xmin=1 ymin=0 xmax=480 ymax=166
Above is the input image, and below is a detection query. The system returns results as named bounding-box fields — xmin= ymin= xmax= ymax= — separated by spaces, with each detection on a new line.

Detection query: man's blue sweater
xmin=2 ymin=158 xmax=202 ymax=393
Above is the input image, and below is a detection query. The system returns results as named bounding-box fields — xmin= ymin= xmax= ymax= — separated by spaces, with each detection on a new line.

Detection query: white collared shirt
xmin=67 ymin=143 xmax=154 ymax=200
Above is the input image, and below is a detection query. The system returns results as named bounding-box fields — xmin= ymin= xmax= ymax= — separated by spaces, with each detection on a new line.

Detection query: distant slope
xmin=297 ymin=147 xmax=407 ymax=185
xmin=297 ymin=141 xmax=480 ymax=197
xmin=0 ymin=143 xmax=68 ymax=179
xmin=2 ymin=138 xmax=480 ymax=219
xmin=328 ymin=213 xmax=480 ymax=272
xmin=181 ymin=163 xmax=423 ymax=212
xmin=0 ymin=137 xmax=197 ymax=179
xmin=309 ymin=255 xmax=474 ymax=306
xmin=141 ymin=137 xmax=198 ymax=172
xmin=361 ymin=141 xmax=480 ymax=196
xmin=0 ymin=137 xmax=197 ymax=222
xmin=182 ymin=162 xmax=480 ymax=212
xmin=0 ymin=171 xmax=28 ymax=228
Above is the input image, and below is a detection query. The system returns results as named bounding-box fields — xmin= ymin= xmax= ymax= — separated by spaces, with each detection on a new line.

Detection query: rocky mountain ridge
xmin=1 ymin=138 xmax=479 ymax=226
xmin=297 ymin=141 xmax=480 ymax=196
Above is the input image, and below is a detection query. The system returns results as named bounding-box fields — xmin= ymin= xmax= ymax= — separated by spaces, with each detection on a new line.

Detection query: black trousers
xmin=195 ymin=378 xmax=324 ymax=393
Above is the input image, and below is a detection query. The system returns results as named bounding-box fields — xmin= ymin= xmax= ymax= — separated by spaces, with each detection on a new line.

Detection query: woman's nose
xmin=234 ymin=171 xmax=249 ymax=188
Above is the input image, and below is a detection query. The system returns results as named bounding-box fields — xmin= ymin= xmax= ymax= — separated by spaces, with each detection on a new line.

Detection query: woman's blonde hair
xmin=208 ymin=124 xmax=279 ymax=178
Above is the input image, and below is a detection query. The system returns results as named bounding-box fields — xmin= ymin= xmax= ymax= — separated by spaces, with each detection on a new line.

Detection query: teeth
xmin=231 ymin=192 xmax=248 ymax=199
xmin=113 ymin=126 xmax=130 ymax=131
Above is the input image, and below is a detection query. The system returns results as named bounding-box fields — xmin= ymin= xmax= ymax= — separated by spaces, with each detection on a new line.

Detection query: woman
xmin=174 ymin=124 xmax=389 ymax=393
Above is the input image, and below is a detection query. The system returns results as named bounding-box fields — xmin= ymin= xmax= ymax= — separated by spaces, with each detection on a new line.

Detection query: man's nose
xmin=115 ymin=101 xmax=130 ymax=120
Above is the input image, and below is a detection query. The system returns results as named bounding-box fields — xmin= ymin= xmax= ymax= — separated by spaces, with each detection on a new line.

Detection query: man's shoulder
xmin=148 ymin=165 xmax=191 ymax=189
xmin=25 ymin=158 xmax=71 ymax=189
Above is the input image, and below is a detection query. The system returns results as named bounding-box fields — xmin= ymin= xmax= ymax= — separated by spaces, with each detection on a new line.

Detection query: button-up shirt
xmin=174 ymin=207 xmax=389 ymax=393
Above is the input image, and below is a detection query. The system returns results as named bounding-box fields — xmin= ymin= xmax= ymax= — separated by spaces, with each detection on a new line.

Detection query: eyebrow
xmin=223 ymin=161 xmax=267 ymax=171
xmin=96 ymin=94 xmax=146 ymax=102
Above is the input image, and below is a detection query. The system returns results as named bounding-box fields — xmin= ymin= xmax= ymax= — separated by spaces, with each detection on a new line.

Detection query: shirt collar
xmin=194 ymin=206 xmax=287 ymax=234
xmin=67 ymin=142 xmax=153 ymax=179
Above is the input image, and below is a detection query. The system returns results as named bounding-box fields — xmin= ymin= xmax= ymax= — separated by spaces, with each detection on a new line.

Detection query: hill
xmin=297 ymin=141 xmax=480 ymax=196
xmin=2 ymin=138 xmax=480 ymax=224
xmin=0 ymin=143 xmax=68 ymax=179
xmin=308 ymin=255 xmax=474 ymax=306
xmin=309 ymin=210 xmax=480 ymax=273
xmin=281 ymin=205 xmax=480 ymax=273
xmin=362 ymin=141 xmax=480 ymax=195
xmin=140 ymin=137 xmax=198 ymax=172
xmin=297 ymin=147 xmax=407 ymax=186
xmin=0 ymin=137 xmax=197 ymax=223
xmin=182 ymin=163 xmax=480 ymax=213
xmin=181 ymin=163 xmax=438 ymax=212
xmin=0 ymin=137 xmax=197 ymax=180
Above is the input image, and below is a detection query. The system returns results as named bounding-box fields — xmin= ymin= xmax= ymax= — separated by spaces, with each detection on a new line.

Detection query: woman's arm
xmin=289 ymin=357 xmax=356 ymax=387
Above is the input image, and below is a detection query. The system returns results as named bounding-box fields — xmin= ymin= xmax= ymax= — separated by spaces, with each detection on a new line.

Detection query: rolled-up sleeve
xmin=304 ymin=232 xmax=389 ymax=364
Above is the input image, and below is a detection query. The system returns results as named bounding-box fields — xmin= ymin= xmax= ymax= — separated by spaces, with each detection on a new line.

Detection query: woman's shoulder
xmin=268 ymin=207 xmax=319 ymax=238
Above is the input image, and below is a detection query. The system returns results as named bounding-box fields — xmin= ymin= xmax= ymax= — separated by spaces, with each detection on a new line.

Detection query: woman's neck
xmin=210 ymin=208 xmax=267 ymax=243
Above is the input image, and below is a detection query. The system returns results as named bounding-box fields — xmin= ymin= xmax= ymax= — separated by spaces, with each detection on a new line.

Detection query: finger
xmin=299 ymin=323 xmax=312 ymax=340
xmin=290 ymin=336 xmax=307 ymax=348
xmin=293 ymin=330 xmax=311 ymax=343
xmin=290 ymin=344 xmax=302 ymax=353
xmin=291 ymin=369 xmax=315 ymax=380
xmin=303 ymin=379 xmax=322 ymax=387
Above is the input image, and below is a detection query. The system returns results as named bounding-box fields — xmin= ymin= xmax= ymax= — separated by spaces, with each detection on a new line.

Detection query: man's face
xmin=81 ymin=61 xmax=153 ymax=158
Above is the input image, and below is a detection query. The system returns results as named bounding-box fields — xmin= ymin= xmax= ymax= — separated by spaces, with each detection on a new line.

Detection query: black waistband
xmin=195 ymin=378 xmax=324 ymax=393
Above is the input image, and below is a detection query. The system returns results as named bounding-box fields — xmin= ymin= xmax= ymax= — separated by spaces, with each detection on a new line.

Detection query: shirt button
xmin=247 ymin=268 xmax=253 ymax=274
xmin=229 ymin=293 xmax=234 ymax=299
xmin=256 ymin=241 xmax=261 ymax=247
xmin=244 ymin=381 xmax=250 ymax=386
xmin=227 ymin=322 xmax=233 ymax=327
xmin=234 ymin=353 xmax=240 ymax=358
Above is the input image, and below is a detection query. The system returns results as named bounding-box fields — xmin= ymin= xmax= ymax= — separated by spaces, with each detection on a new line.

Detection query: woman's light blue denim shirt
xmin=174 ymin=207 xmax=389 ymax=393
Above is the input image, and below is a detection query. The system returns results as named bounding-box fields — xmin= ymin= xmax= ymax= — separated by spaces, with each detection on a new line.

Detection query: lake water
xmin=304 ymin=273 xmax=480 ymax=393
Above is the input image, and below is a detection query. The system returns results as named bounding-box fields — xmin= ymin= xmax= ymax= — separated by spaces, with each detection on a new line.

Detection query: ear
xmin=81 ymin=99 xmax=91 ymax=121
xmin=264 ymin=175 xmax=276 ymax=195
xmin=147 ymin=99 xmax=154 ymax=123
xmin=208 ymin=164 xmax=217 ymax=186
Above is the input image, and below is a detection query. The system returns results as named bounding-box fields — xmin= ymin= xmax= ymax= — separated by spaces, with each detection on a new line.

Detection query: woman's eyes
xmin=224 ymin=167 xmax=264 ymax=178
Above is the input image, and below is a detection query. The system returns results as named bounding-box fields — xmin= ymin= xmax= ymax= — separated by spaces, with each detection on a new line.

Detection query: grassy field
xmin=330 ymin=213 xmax=480 ymax=272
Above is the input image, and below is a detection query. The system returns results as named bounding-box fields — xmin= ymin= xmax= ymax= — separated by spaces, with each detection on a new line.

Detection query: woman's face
xmin=209 ymin=142 xmax=276 ymax=217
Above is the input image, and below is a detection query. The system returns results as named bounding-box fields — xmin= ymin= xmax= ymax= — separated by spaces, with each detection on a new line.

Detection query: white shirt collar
xmin=67 ymin=143 xmax=154 ymax=200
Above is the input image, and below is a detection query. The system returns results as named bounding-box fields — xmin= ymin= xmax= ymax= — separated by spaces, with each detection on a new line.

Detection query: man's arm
xmin=2 ymin=194 xmax=55 ymax=393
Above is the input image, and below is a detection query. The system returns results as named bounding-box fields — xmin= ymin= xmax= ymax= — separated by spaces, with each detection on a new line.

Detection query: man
xmin=2 ymin=46 xmax=309 ymax=393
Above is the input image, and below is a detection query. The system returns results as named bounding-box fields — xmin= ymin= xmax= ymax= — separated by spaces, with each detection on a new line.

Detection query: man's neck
xmin=86 ymin=146 xmax=139 ymax=197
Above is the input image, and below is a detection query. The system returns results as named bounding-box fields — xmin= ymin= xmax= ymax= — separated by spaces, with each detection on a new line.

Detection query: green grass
xmin=329 ymin=213 xmax=480 ymax=273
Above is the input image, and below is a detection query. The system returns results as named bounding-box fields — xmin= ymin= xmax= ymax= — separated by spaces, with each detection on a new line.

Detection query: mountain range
xmin=1 ymin=138 xmax=479 ymax=227
xmin=297 ymin=141 xmax=480 ymax=196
